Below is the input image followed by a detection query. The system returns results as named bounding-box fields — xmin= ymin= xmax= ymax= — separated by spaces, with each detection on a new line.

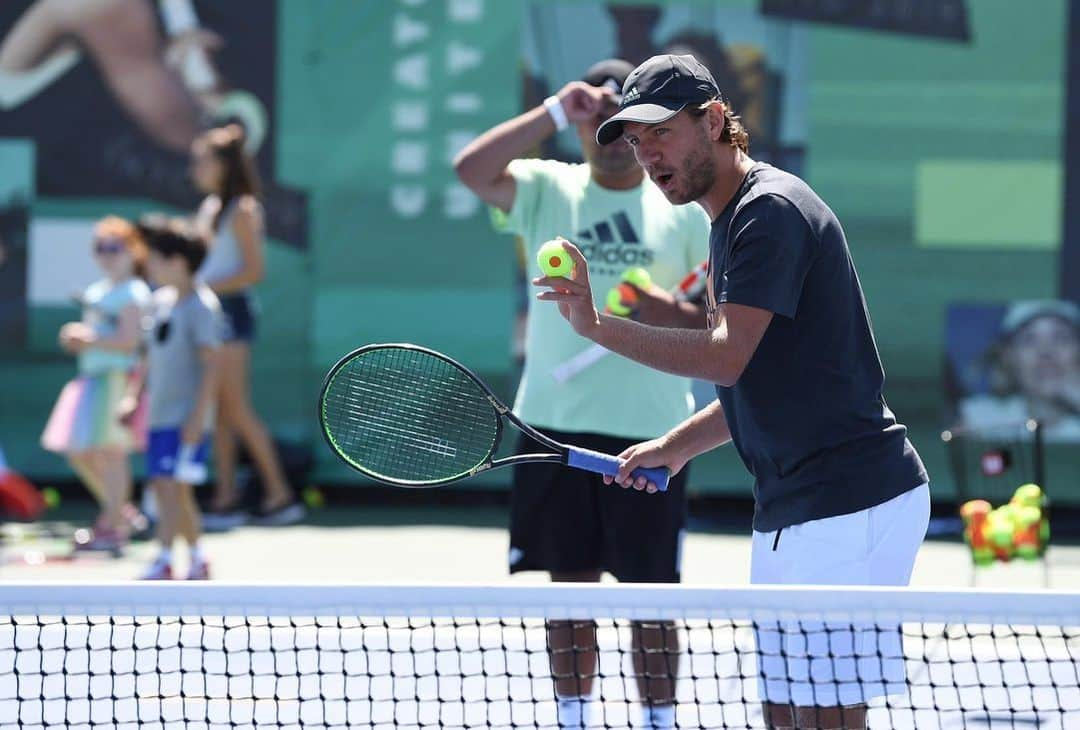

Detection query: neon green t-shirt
xmin=493 ymin=158 xmax=711 ymax=440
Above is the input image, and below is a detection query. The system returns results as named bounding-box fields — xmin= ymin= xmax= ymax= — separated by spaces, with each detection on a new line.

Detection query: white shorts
xmin=750 ymin=483 xmax=931 ymax=707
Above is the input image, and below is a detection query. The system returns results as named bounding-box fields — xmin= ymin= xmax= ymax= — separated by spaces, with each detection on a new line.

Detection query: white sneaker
xmin=139 ymin=557 xmax=172 ymax=580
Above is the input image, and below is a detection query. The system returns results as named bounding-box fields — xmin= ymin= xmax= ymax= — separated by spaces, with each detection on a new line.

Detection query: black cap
xmin=581 ymin=58 xmax=635 ymax=102
xmin=596 ymin=54 xmax=720 ymax=146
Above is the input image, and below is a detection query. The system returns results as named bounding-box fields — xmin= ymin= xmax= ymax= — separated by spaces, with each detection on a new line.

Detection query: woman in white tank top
xmin=190 ymin=124 xmax=302 ymax=526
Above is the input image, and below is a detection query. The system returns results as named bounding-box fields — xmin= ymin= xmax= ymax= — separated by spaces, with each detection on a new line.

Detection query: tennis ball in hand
xmin=537 ymin=240 xmax=574 ymax=278
xmin=606 ymin=283 xmax=639 ymax=317
xmin=621 ymin=267 xmax=652 ymax=290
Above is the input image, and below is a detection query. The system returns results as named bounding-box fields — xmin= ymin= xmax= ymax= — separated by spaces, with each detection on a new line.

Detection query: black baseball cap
xmin=581 ymin=58 xmax=635 ymax=102
xmin=596 ymin=54 xmax=721 ymax=146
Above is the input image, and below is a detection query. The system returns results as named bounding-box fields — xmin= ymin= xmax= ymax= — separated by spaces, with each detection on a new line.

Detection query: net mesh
xmin=321 ymin=346 xmax=500 ymax=484
xmin=1 ymin=584 xmax=1078 ymax=729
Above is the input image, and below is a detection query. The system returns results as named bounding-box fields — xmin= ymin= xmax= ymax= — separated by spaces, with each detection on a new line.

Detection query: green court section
xmin=3 ymin=0 xmax=1072 ymax=505
xmin=916 ymin=161 xmax=1061 ymax=249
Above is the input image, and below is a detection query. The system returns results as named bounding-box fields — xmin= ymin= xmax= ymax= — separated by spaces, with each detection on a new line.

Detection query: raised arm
xmin=453 ymin=81 xmax=614 ymax=213
xmin=536 ymin=240 xmax=772 ymax=386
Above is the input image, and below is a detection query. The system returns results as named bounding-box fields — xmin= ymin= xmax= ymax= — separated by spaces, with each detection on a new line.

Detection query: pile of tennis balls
xmin=960 ymin=484 xmax=1049 ymax=565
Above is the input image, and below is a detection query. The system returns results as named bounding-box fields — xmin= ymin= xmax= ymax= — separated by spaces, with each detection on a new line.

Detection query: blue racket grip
xmin=565 ymin=446 xmax=670 ymax=492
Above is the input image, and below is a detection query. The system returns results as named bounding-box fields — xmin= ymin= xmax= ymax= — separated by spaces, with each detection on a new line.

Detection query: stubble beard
xmin=671 ymin=143 xmax=717 ymax=205
xmin=588 ymin=145 xmax=640 ymax=177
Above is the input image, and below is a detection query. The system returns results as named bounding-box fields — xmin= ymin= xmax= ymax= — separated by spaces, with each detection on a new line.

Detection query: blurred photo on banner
xmin=0 ymin=0 xmax=307 ymax=348
xmin=521 ymin=2 xmax=807 ymax=173
xmin=946 ymin=301 xmax=1080 ymax=442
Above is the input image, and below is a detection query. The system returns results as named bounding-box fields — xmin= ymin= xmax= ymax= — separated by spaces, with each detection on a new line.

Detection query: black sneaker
xmin=250 ymin=501 xmax=306 ymax=527
xmin=201 ymin=506 xmax=248 ymax=532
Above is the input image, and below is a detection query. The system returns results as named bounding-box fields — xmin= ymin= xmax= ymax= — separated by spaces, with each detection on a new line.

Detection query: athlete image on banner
xmin=0 ymin=0 xmax=306 ymax=246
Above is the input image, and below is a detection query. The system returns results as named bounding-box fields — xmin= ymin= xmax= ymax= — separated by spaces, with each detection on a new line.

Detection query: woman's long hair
xmin=198 ymin=124 xmax=262 ymax=232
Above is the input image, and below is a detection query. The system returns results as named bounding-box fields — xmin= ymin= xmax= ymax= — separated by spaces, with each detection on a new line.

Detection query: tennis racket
xmin=551 ymin=261 xmax=709 ymax=384
xmin=319 ymin=343 xmax=670 ymax=490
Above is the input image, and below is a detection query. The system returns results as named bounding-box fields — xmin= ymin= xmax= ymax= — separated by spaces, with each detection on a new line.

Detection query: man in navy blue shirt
xmin=535 ymin=54 xmax=930 ymax=730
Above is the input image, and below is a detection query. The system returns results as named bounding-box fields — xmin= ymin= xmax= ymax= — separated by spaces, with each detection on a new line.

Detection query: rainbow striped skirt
xmin=41 ymin=370 xmax=146 ymax=454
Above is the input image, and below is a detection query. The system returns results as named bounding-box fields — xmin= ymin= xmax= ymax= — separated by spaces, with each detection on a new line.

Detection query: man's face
xmin=621 ymin=110 xmax=716 ymax=205
xmin=576 ymin=94 xmax=638 ymax=176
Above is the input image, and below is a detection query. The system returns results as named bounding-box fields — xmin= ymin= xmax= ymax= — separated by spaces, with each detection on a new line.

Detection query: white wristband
xmin=159 ymin=0 xmax=200 ymax=35
xmin=543 ymin=95 xmax=569 ymax=132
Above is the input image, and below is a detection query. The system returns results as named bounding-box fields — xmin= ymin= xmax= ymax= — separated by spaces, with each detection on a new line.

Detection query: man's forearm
xmin=632 ymin=285 xmax=708 ymax=329
xmin=453 ymin=105 xmax=554 ymax=188
xmin=665 ymin=399 xmax=732 ymax=461
xmin=589 ymin=314 xmax=734 ymax=385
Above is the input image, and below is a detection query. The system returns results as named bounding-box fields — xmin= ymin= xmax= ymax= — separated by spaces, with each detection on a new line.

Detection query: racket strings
xmin=323 ymin=348 xmax=499 ymax=483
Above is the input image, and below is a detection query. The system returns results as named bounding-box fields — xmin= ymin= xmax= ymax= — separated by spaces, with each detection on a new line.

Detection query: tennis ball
xmin=621 ymin=267 xmax=652 ymax=290
xmin=41 ymin=486 xmax=61 ymax=510
xmin=537 ymin=240 xmax=573 ymax=278
xmin=606 ymin=283 xmax=638 ymax=317
xmin=302 ymin=485 xmax=325 ymax=509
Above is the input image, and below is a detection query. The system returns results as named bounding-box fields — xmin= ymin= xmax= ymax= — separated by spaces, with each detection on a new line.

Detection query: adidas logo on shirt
xmin=573 ymin=211 xmax=654 ymax=269
xmin=576 ymin=211 xmax=639 ymax=244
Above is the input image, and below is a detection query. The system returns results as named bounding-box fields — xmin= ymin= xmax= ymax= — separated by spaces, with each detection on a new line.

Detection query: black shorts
xmin=508 ymin=427 xmax=688 ymax=583
xmin=219 ymin=292 xmax=257 ymax=343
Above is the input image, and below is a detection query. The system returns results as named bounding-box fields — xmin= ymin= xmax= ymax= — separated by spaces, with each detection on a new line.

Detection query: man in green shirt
xmin=454 ymin=59 xmax=709 ymax=730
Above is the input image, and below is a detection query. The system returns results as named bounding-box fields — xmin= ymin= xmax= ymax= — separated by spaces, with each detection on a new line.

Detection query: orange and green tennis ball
xmin=537 ymin=240 xmax=574 ymax=278
xmin=606 ymin=283 xmax=639 ymax=317
xmin=621 ymin=267 xmax=652 ymax=290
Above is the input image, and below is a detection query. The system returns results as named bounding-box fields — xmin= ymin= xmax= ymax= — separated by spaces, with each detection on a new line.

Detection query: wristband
xmin=543 ymin=95 xmax=569 ymax=132
xmin=159 ymin=0 xmax=200 ymax=35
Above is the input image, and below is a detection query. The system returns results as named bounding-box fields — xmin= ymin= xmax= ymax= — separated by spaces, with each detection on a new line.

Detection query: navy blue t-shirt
xmin=708 ymin=163 xmax=928 ymax=532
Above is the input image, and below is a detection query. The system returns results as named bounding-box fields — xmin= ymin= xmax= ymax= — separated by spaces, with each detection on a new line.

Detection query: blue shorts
xmin=146 ymin=429 xmax=210 ymax=485
xmin=219 ymin=292 xmax=257 ymax=343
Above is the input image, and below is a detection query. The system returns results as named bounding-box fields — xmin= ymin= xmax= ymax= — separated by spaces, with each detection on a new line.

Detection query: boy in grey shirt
xmin=119 ymin=216 xmax=222 ymax=580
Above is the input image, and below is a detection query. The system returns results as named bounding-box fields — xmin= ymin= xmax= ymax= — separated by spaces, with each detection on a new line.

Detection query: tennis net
xmin=1 ymin=583 xmax=1077 ymax=729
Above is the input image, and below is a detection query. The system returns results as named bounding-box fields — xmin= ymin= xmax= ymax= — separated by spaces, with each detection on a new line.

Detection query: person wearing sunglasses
xmin=41 ymin=216 xmax=152 ymax=553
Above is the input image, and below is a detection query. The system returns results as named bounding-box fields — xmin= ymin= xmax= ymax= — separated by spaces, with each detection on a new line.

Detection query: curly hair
xmin=687 ymin=98 xmax=749 ymax=153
